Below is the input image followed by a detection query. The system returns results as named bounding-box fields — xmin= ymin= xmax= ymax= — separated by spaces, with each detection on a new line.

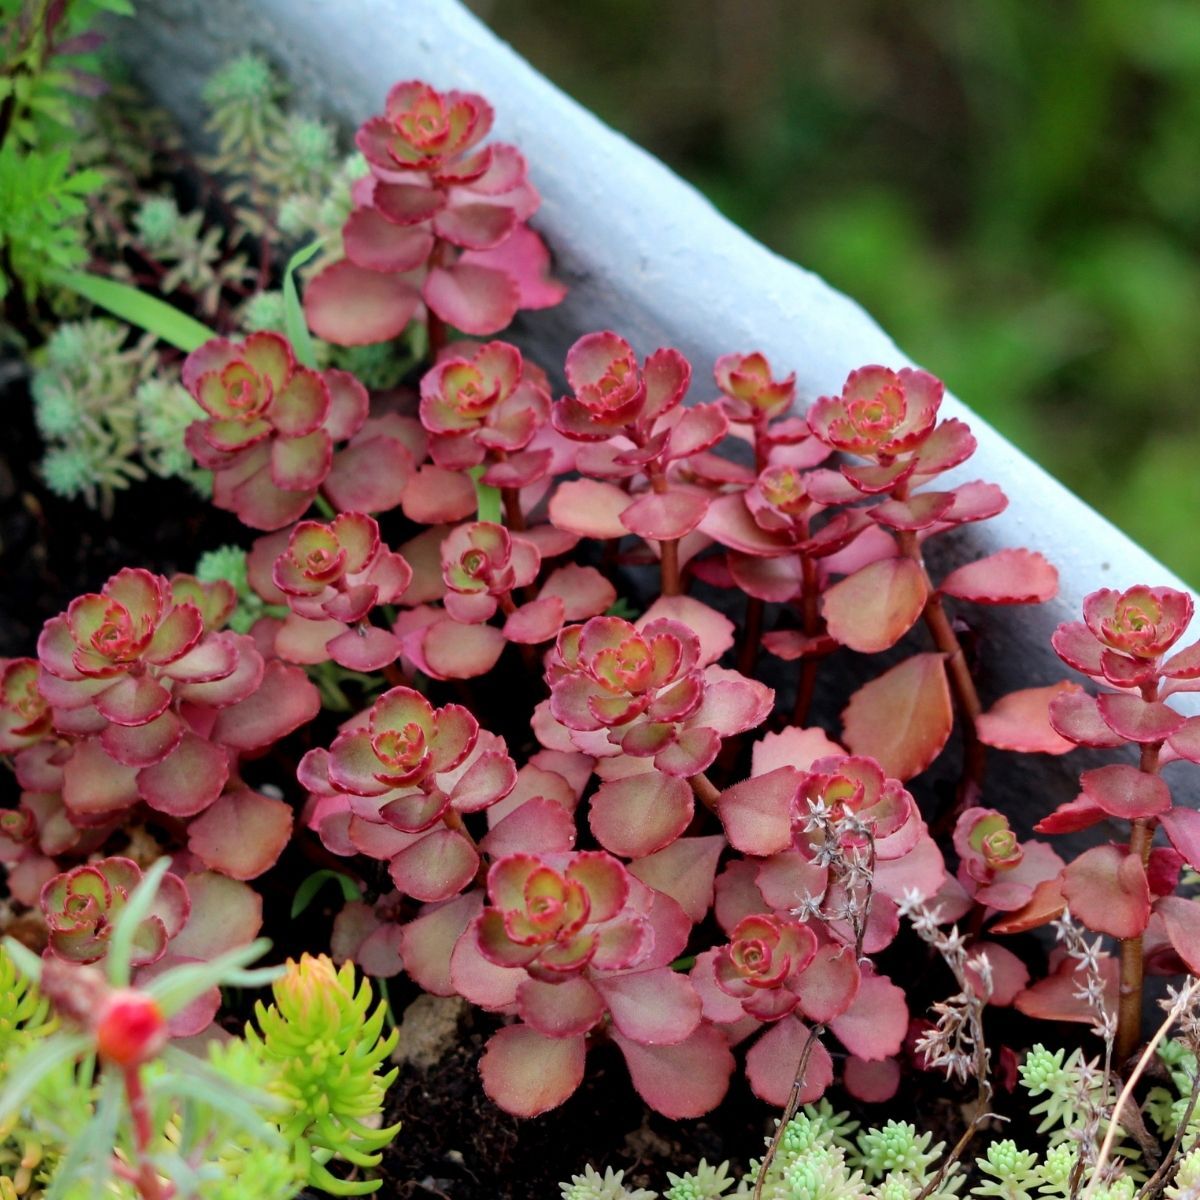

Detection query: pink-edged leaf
xmin=752 ymin=726 xmax=844 ymax=777
xmin=538 ymin=565 xmax=616 ymax=623
xmin=304 ymin=261 xmax=422 ymax=345
xmin=1157 ymin=897 xmax=1200 ymax=975
xmin=137 ymin=733 xmax=229 ymax=817
xmin=699 ymin=492 xmax=794 ymax=556
xmin=433 ymin=201 xmax=517 ymax=250
xmin=638 ymin=596 xmax=734 ymax=667
xmin=842 ymin=654 xmax=952 ymax=781
xmin=1035 ymin=794 xmax=1107 ymax=835
xmin=968 ymin=942 xmax=1031 ymax=1006
xmin=327 ymin=625 xmax=401 ymax=672
xmin=589 ymin=772 xmax=693 ymax=858
xmin=717 ymin=766 xmax=799 ymax=856
xmin=628 ymin=836 xmax=724 ymax=923
xmin=548 ymin=478 xmax=630 ymax=539
xmin=1015 ymin=954 xmax=1118 ymax=1024
xmin=620 ymin=489 xmax=709 ymax=541
xmin=1162 ymin=808 xmax=1200 ymax=869
xmin=977 ymin=682 xmax=1080 ymax=754
xmin=1079 ymin=763 xmax=1172 ymax=820
xmin=423 ymin=262 xmax=519 ymax=335
xmin=210 ymin=660 xmax=320 ymax=751
xmin=728 ymin=552 xmax=804 ymax=603
xmin=343 ymin=208 xmax=434 ymax=271
xmin=388 ymin=827 xmax=480 ymax=902
xmin=713 ymin=860 xmax=768 ymax=934
xmin=871 ymin=492 xmax=954 ymax=531
xmin=1168 ymin=717 xmax=1200 ymax=763
xmin=372 ymin=181 xmax=446 ymax=224
xmin=1048 ymin=689 xmax=1124 ymax=748
xmin=401 ymin=463 xmax=477 ymax=525
xmin=820 ymin=557 xmax=928 ymax=653
xmin=939 ymin=549 xmax=1058 ymax=604
xmin=829 ymin=971 xmax=907 ymax=1060
xmin=460 ymin=223 xmax=566 ymax=309
xmin=612 ymin=1024 xmax=734 ymax=1118
xmin=755 ymin=851 xmax=830 ymax=912
xmin=690 ymin=950 xmax=751 ymax=1024
xmin=595 ymin=968 xmax=701 ymax=1046
xmin=479 ymin=1025 xmax=586 ymax=1116
xmin=187 ymin=789 xmax=293 ymax=880
xmin=504 ymin=596 xmax=565 ymax=645
xmin=516 ymin=975 xmax=605 ymax=1038
xmin=399 ymin=892 xmax=482 ymax=996
xmin=990 ymin=877 xmax=1067 ymax=935
xmin=844 ymin=1056 xmax=901 ymax=1103
xmin=172 ymin=872 xmax=262 ymax=959
xmin=745 ymin=1017 xmax=833 ymax=1107
xmin=100 ymin=709 xmax=183 ymax=768
xmin=62 ymin=739 xmax=138 ymax=818
xmin=481 ymin=796 xmax=577 ymax=858
xmin=325 ymin=433 xmax=414 ymax=515
xmin=1061 ymin=844 xmax=1151 ymax=939
xmin=448 ymin=922 xmax=523 ymax=1009
xmin=94 ymin=673 xmax=171 ymax=727
xmin=1097 ymin=693 xmax=1186 ymax=744
xmin=420 ymin=619 xmax=506 ymax=680
xmin=794 ymin=943 xmax=861 ymax=1024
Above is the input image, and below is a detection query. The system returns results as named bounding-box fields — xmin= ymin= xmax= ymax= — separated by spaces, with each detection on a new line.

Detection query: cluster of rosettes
xmin=1005 ymin=585 xmax=1200 ymax=974
xmin=13 ymin=566 xmax=319 ymax=895
xmin=305 ymin=80 xmax=564 ymax=345
xmin=543 ymin=614 xmax=771 ymax=777
xmin=182 ymin=331 xmax=411 ymax=530
xmin=301 ymin=685 xmax=517 ymax=902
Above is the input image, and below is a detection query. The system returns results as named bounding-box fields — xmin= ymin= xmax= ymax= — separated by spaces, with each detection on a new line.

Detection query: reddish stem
xmin=1117 ymin=685 xmax=1163 ymax=1064
xmin=502 ymin=487 xmax=526 ymax=532
xmin=648 ymin=469 xmax=682 ymax=596
xmin=737 ymin=597 xmax=764 ymax=678
xmin=123 ymin=1066 xmax=167 ymax=1200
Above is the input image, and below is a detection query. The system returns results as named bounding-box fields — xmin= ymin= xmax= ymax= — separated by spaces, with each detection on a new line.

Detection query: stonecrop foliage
xmin=4 ymin=55 xmax=1200 ymax=1200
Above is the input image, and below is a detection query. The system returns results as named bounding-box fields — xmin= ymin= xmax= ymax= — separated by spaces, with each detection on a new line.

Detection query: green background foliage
xmin=466 ymin=0 xmax=1200 ymax=583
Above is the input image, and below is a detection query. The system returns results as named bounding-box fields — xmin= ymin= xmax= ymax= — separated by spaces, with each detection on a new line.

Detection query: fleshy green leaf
xmin=291 ymin=868 xmax=363 ymax=918
xmin=283 ymin=239 xmax=324 ymax=368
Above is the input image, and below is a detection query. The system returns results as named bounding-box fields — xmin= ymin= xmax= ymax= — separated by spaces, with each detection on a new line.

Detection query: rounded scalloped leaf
xmin=516 ymin=975 xmax=605 ymax=1038
xmin=481 ymin=796 xmax=578 ymax=858
xmin=820 ymin=557 xmax=928 ymax=653
xmin=1061 ymin=844 xmax=1151 ymax=939
xmin=171 ymin=872 xmax=262 ymax=959
xmin=1048 ymin=689 xmax=1124 ymax=748
xmin=612 ymin=1024 xmax=734 ymax=1118
xmin=504 ymin=596 xmax=566 ymax=645
xmin=938 ymin=549 xmax=1058 ymax=605
xmin=751 ymin=726 xmax=844 ymax=777
xmin=1096 ymin=693 xmax=1186 ymax=744
xmin=828 ymin=971 xmax=907 ymax=1061
xmin=717 ymin=766 xmax=800 ymax=857
xmin=1157 ymin=896 xmax=1200 ymax=976
xmin=977 ymin=682 xmax=1080 ymax=754
xmin=399 ymin=892 xmax=481 ymax=997
xmin=1161 ymin=807 xmax=1200 ymax=869
xmin=794 ymin=943 xmax=861 ymax=1025
xmin=388 ymin=828 xmax=480 ymax=902
xmin=62 ymin=739 xmax=139 ymax=818
xmin=538 ymin=565 xmax=617 ymax=623
xmin=989 ymin=877 xmax=1067 ymax=934
xmin=548 ymin=478 xmax=631 ymax=539
xmin=1015 ymin=954 xmax=1118 ymax=1024
xmin=210 ymin=660 xmax=320 ymax=751
xmin=594 ymin=967 xmax=702 ymax=1046
xmin=421 ymin=619 xmax=506 ymax=680
xmin=1079 ymin=763 xmax=1172 ymax=820
xmin=187 ymin=789 xmax=293 ymax=880
xmin=589 ymin=772 xmax=693 ymax=858
xmin=843 ymin=1056 xmax=901 ymax=1103
xmin=424 ymin=262 xmax=519 ymax=335
xmin=628 ymin=836 xmax=725 ymax=923
xmin=304 ymin=261 xmax=422 ymax=345
xmin=620 ymin=489 xmax=709 ymax=541
xmin=744 ymin=1016 xmax=833 ymax=1107
xmin=638 ymin=596 xmax=734 ymax=667
xmin=325 ymin=434 xmax=415 ymax=515
xmin=479 ymin=1025 xmax=587 ymax=1116
xmin=841 ymin=654 xmax=952 ymax=781
xmin=137 ymin=733 xmax=229 ymax=817
xmin=402 ymin=464 xmax=477 ymax=525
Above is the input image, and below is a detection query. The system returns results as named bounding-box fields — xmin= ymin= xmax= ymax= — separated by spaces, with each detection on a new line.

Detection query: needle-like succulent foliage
xmin=246 ymin=954 xmax=400 ymax=1196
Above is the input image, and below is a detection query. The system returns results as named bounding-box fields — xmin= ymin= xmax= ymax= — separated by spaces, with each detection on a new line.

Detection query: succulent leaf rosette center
xmin=1088 ymin=586 xmax=1193 ymax=660
xmin=808 ymin=365 xmax=943 ymax=461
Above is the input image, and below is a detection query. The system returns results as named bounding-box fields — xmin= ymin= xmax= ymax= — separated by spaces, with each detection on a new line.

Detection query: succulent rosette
xmin=0 ymin=657 xmax=52 ymax=752
xmin=41 ymin=856 xmax=189 ymax=966
xmin=419 ymin=340 xmax=552 ymax=484
xmin=182 ymin=332 xmax=392 ymax=530
xmin=792 ymin=756 xmax=921 ymax=861
xmin=711 ymin=913 xmax=818 ymax=1020
xmin=547 ymin=332 xmax=730 ymax=546
xmin=953 ymin=807 xmax=1063 ymax=912
xmin=808 ymin=365 xmax=943 ymax=463
xmin=259 ymin=512 xmax=412 ymax=670
xmin=305 ymin=80 xmax=564 ymax=345
xmin=545 ymin=615 xmax=771 ymax=776
xmin=302 ymin=686 xmax=516 ymax=902
xmin=444 ymin=849 xmax=728 ymax=1120
xmin=714 ymin=351 xmax=796 ymax=424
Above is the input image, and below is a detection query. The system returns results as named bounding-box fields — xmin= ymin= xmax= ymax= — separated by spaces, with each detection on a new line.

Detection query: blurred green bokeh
xmin=467 ymin=0 xmax=1200 ymax=584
